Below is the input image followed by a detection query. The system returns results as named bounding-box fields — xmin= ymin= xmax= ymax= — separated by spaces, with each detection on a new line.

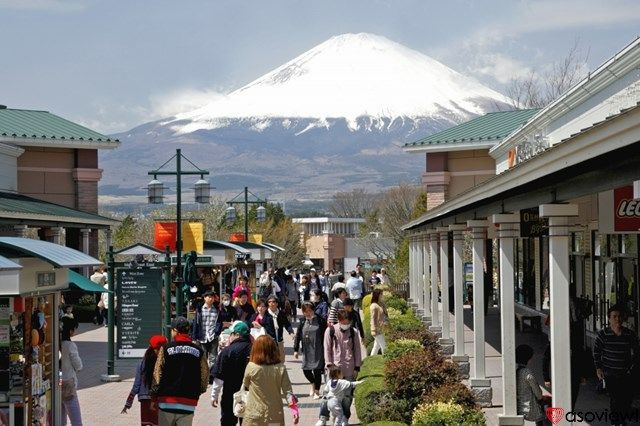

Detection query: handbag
xmin=232 ymin=388 xmax=248 ymax=417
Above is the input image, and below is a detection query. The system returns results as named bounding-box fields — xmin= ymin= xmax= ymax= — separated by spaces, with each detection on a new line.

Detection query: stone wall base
xmin=470 ymin=383 xmax=493 ymax=407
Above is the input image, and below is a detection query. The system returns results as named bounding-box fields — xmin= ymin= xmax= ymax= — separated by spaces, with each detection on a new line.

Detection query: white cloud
xmin=0 ymin=0 xmax=86 ymax=11
xmin=471 ymin=53 xmax=532 ymax=85
xmin=148 ymin=88 xmax=226 ymax=119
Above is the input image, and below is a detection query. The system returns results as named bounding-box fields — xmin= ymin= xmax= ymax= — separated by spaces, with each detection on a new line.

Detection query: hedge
xmin=358 ymin=355 xmax=385 ymax=379
xmin=412 ymin=401 xmax=486 ymax=425
xmin=367 ymin=422 xmax=408 ymax=426
xmin=354 ymin=375 xmax=387 ymax=424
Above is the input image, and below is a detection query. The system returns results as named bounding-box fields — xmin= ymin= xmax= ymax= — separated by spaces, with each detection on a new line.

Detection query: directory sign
xmin=117 ymin=268 xmax=163 ymax=358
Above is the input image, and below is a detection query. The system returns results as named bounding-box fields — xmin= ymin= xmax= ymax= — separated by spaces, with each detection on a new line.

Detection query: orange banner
xmin=154 ymin=222 xmax=177 ymax=252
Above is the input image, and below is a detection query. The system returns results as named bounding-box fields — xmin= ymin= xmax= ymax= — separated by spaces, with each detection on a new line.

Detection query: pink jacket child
xmin=323 ymin=323 xmax=362 ymax=379
xmin=232 ymin=277 xmax=252 ymax=301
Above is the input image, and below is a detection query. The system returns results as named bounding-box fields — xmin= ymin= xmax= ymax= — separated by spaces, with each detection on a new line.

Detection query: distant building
xmin=293 ymin=217 xmax=380 ymax=271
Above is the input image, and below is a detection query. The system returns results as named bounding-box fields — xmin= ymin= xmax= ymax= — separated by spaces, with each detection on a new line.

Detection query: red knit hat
xmin=149 ymin=335 xmax=168 ymax=349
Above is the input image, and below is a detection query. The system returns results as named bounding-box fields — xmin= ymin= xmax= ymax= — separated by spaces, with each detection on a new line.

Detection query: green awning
xmin=68 ymin=270 xmax=107 ymax=293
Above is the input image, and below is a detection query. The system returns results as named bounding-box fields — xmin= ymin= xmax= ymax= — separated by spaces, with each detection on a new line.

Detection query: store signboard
xmin=520 ymin=207 xmax=548 ymax=238
xmin=614 ymin=185 xmax=640 ymax=232
xmin=117 ymin=268 xmax=163 ymax=358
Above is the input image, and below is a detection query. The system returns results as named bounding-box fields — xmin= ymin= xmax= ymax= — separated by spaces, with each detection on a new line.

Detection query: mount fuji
xmin=101 ymin=33 xmax=511 ymax=205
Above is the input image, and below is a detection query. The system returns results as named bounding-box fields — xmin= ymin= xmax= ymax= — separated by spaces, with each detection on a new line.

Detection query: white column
xmin=493 ymin=214 xmax=523 ymax=425
xmin=13 ymin=225 xmax=28 ymax=237
xmin=429 ymin=231 xmax=441 ymax=332
xmin=540 ymin=204 xmax=578 ymax=419
xmin=437 ymin=227 xmax=451 ymax=340
xmin=467 ymin=220 xmax=492 ymax=404
xmin=408 ymin=238 xmax=415 ymax=302
xmin=422 ymin=234 xmax=431 ymax=320
xmin=450 ymin=224 xmax=469 ymax=377
xmin=81 ymin=228 xmax=91 ymax=276
xmin=417 ymin=235 xmax=425 ymax=311
xmin=50 ymin=227 xmax=64 ymax=245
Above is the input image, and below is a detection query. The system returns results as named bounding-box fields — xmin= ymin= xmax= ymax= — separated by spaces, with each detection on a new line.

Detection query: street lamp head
xmin=194 ymin=178 xmax=210 ymax=204
xmin=225 ymin=206 xmax=236 ymax=225
xmin=256 ymin=205 xmax=266 ymax=223
xmin=147 ymin=178 xmax=164 ymax=204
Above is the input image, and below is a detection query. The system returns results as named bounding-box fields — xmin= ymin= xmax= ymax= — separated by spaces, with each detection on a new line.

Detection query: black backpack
xmin=329 ymin=325 xmax=355 ymax=353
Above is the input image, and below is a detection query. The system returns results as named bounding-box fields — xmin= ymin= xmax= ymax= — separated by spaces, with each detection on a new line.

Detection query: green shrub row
xmin=357 ymin=291 xmax=486 ymax=425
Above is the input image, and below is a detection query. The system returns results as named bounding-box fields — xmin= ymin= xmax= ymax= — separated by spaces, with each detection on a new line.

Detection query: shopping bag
xmin=232 ymin=388 xmax=248 ymax=417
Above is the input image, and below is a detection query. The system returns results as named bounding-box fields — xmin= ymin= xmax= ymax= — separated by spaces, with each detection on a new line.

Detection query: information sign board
xmin=117 ymin=269 xmax=163 ymax=358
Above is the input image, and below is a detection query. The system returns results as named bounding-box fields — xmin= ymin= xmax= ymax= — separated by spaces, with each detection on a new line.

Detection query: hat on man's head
xmin=149 ymin=335 xmax=168 ymax=349
xmin=171 ymin=316 xmax=190 ymax=334
xmin=230 ymin=320 xmax=249 ymax=336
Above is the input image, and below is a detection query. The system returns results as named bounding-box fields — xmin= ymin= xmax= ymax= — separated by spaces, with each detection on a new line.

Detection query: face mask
xmin=339 ymin=323 xmax=350 ymax=331
xmin=223 ymin=301 xmax=230 ymax=307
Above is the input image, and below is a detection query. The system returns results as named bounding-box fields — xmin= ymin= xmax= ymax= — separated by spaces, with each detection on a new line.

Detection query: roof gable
xmin=404 ymin=108 xmax=539 ymax=149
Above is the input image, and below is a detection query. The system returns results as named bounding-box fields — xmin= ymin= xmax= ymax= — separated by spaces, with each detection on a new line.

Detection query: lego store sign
xmin=614 ymin=185 xmax=640 ymax=232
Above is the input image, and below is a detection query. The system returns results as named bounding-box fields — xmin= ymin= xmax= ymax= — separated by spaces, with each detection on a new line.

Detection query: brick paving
xmin=74 ymin=320 xmax=361 ymax=426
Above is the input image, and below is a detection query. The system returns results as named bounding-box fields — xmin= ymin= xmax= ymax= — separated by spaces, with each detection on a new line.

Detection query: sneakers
xmin=315 ymin=419 xmax=327 ymax=426
xmin=313 ymin=393 xmax=322 ymax=400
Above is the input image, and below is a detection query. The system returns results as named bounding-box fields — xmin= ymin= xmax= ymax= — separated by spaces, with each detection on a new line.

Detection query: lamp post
xmin=147 ymin=148 xmax=210 ymax=320
xmin=225 ymin=186 xmax=267 ymax=241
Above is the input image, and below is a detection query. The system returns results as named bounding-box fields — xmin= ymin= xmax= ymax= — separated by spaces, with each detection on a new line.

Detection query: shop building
xmin=403 ymin=37 xmax=640 ymax=425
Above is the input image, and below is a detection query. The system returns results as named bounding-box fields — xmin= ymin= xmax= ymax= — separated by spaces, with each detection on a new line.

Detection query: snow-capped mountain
xmin=100 ymin=33 xmax=511 ymax=205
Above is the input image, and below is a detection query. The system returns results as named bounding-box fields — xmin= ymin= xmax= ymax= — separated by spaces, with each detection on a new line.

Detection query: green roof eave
xmin=69 ymin=269 xmax=110 ymax=293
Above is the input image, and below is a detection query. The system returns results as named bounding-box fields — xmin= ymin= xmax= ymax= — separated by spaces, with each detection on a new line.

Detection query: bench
xmin=514 ymin=304 xmax=543 ymax=333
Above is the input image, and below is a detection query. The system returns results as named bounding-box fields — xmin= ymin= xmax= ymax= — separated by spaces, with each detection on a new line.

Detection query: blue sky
xmin=0 ymin=0 xmax=639 ymax=133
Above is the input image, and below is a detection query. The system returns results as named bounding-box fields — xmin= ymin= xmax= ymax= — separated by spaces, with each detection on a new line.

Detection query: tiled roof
xmin=404 ymin=108 xmax=540 ymax=148
xmin=0 ymin=107 xmax=117 ymax=142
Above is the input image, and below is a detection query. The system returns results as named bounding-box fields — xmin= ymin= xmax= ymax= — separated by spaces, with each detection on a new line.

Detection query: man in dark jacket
xmin=343 ymin=298 xmax=364 ymax=339
xmin=152 ymin=317 xmax=208 ymax=425
xmin=263 ymin=295 xmax=294 ymax=362
xmin=210 ymin=321 xmax=253 ymax=426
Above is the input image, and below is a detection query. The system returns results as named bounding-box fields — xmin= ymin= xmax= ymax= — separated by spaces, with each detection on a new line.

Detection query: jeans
xmin=201 ymin=338 xmax=219 ymax=368
xmin=606 ymin=373 xmax=634 ymax=425
xmin=61 ymin=395 xmax=83 ymax=426
xmin=371 ymin=334 xmax=386 ymax=356
xmin=327 ymin=397 xmax=348 ymax=426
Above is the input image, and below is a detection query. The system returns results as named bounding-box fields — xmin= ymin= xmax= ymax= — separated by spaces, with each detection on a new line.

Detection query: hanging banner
xmin=249 ymin=233 xmax=263 ymax=244
xmin=154 ymin=222 xmax=176 ymax=252
xmin=614 ymin=185 xmax=640 ymax=232
xmin=183 ymin=222 xmax=204 ymax=254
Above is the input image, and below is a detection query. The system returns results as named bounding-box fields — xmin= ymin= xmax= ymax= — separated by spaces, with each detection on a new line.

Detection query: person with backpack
xmin=293 ymin=302 xmax=327 ymax=399
xmin=316 ymin=309 xmax=362 ymax=426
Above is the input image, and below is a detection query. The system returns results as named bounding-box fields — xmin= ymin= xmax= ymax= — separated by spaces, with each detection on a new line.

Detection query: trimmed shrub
xmin=367 ymin=422 xmax=408 ymax=426
xmin=384 ymin=338 xmax=422 ymax=361
xmin=384 ymin=294 xmax=409 ymax=314
xmin=422 ymin=382 xmax=478 ymax=410
xmin=384 ymin=310 xmax=424 ymax=335
xmin=359 ymin=354 xmax=385 ymax=379
xmin=385 ymin=325 xmax=440 ymax=351
xmin=385 ymin=348 xmax=459 ymax=404
xmin=412 ymin=401 xmax=486 ymax=425
xmin=354 ymin=375 xmax=387 ymax=424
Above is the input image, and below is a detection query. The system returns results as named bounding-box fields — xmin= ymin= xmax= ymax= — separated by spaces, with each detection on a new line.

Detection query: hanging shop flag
xmin=249 ymin=233 xmax=263 ymax=244
xmin=182 ymin=222 xmax=204 ymax=254
xmin=614 ymin=185 xmax=640 ymax=232
xmin=154 ymin=222 xmax=177 ymax=252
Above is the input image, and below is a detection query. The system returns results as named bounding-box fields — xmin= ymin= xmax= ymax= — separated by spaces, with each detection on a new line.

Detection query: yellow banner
xmin=182 ymin=222 xmax=204 ymax=254
xmin=249 ymin=233 xmax=262 ymax=244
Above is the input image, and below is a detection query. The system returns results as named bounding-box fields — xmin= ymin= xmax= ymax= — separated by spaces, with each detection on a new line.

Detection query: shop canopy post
xmin=163 ymin=246 xmax=172 ymax=339
xmin=102 ymin=245 xmax=120 ymax=382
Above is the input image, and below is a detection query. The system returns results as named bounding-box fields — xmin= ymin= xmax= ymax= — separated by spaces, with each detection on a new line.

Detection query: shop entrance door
xmin=614 ymin=255 xmax=639 ymax=332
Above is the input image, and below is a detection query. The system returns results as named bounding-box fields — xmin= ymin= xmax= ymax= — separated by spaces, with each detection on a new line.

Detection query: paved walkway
xmin=74 ymin=320 xmax=361 ymax=426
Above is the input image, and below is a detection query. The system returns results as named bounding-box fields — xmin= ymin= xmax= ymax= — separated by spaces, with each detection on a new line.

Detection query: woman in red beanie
xmin=122 ymin=335 xmax=168 ymax=426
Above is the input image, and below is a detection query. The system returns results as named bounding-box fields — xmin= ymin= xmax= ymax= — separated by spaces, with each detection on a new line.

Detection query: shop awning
xmin=114 ymin=243 xmax=164 ymax=256
xmin=0 ymin=191 xmax=119 ymax=228
xmin=204 ymin=240 xmax=250 ymax=254
xmin=262 ymin=242 xmax=285 ymax=252
xmin=0 ymin=254 xmax=22 ymax=270
xmin=68 ymin=270 xmax=108 ymax=293
xmin=0 ymin=237 xmax=103 ymax=268
xmin=233 ymin=241 xmax=278 ymax=252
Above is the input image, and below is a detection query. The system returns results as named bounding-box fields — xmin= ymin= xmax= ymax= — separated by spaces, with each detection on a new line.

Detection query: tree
xmin=112 ymin=215 xmax=137 ymax=249
xmin=329 ymin=188 xmax=376 ymax=218
xmin=506 ymin=40 xmax=589 ymax=109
